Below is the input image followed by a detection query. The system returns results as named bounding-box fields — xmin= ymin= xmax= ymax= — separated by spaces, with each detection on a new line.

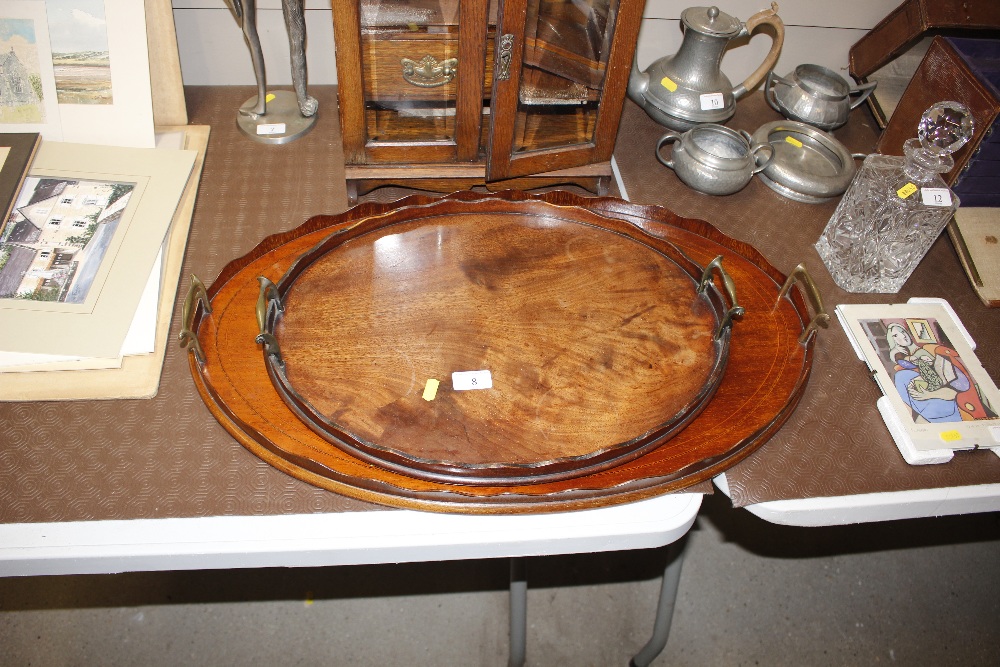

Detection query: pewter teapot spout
xmin=627 ymin=58 xmax=650 ymax=108
xmin=628 ymin=4 xmax=785 ymax=131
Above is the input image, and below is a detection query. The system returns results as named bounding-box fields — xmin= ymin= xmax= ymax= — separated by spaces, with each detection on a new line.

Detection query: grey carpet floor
xmin=1 ymin=492 xmax=998 ymax=666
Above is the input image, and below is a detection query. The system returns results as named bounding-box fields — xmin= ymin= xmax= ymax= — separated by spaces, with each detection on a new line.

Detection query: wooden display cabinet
xmin=332 ymin=0 xmax=646 ymax=202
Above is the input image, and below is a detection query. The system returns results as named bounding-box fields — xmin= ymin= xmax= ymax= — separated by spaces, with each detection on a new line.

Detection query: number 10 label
xmin=699 ymin=93 xmax=724 ymax=111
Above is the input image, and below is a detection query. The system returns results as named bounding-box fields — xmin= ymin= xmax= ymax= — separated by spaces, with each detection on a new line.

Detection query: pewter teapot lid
xmin=682 ymin=6 xmax=743 ymax=37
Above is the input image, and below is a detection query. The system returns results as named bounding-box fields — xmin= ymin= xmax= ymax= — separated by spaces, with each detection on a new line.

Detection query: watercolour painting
xmin=0 ymin=141 xmax=196 ymax=360
xmin=51 ymin=0 xmax=155 ymax=147
xmin=1 ymin=176 xmax=136 ymax=305
xmin=0 ymin=2 xmax=63 ymax=140
xmin=46 ymin=0 xmax=113 ymax=105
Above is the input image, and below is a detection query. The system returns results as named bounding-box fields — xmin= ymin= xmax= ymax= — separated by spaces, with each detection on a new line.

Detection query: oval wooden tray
xmin=259 ymin=203 xmax=736 ymax=485
xmin=184 ymin=191 xmax=819 ymax=514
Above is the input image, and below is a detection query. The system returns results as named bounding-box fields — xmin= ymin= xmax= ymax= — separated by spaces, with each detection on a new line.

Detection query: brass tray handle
xmin=255 ymin=276 xmax=283 ymax=335
xmin=698 ymin=255 xmax=744 ymax=339
xmin=179 ymin=275 xmax=210 ymax=365
xmin=401 ymin=55 xmax=457 ymax=88
xmin=255 ymin=276 xmax=285 ymax=367
xmin=776 ymin=263 xmax=829 ymax=345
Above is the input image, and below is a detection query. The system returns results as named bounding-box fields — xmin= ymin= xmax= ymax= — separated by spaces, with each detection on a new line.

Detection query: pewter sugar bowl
xmin=656 ymin=124 xmax=773 ymax=195
xmin=765 ymin=64 xmax=877 ymax=131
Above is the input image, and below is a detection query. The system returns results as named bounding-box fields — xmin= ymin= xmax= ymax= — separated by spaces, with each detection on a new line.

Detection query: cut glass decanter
xmin=814 ymin=101 xmax=974 ymax=293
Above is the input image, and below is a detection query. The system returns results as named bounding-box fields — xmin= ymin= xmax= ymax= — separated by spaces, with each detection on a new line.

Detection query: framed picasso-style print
xmin=837 ymin=300 xmax=1000 ymax=454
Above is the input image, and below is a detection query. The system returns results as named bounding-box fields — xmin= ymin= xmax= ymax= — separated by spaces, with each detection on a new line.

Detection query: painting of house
xmin=0 ymin=46 xmax=39 ymax=108
xmin=0 ymin=16 xmax=47 ymax=124
xmin=0 ymin=178 xmax=135 ymax=303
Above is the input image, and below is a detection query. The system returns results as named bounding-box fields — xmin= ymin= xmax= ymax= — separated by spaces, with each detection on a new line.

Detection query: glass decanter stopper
xmin=814 ymin=101 xmax=974 ymax=293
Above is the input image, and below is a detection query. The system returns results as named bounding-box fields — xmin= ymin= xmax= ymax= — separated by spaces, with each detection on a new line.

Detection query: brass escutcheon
xmin=496 ymin=34 xmax=514 ymax=81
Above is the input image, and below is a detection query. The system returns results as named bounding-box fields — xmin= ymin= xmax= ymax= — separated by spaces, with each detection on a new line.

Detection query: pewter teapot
xmin=628 ymin=3 xmax=785 ymax=130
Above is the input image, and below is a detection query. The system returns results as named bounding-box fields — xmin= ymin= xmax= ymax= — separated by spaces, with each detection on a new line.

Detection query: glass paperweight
xmin=814 ymin=101 xmax=974 ymax=293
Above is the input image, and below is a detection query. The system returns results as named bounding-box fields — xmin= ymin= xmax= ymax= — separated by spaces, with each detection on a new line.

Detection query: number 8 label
xmin=452 ymin=370 xmax=492 ymax=391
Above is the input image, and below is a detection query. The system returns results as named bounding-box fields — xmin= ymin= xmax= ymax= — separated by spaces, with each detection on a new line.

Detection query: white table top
xmin=714 ymin=474 xmax=1000 ymax=526
xmin=0 ymin=493 xmax=702 ymax=577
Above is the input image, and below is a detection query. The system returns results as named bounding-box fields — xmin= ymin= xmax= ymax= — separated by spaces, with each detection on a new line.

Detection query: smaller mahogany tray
xmin=256 ymin=200 xmax=739 ymax=485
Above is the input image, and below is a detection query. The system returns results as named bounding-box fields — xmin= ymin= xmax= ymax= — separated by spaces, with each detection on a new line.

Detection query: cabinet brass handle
xmin=401 ymin=55 xmax=458 ymax=88
xmin=496 ymin=34 xmax=514 ymax=81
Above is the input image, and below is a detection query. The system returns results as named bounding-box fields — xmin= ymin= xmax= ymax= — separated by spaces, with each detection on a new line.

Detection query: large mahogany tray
xmin=182 ymin=191 xmax=823 ymax=513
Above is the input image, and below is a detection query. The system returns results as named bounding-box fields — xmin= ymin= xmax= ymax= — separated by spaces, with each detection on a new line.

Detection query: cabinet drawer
xmin=362 ymin=33 xmax=493 ymax=102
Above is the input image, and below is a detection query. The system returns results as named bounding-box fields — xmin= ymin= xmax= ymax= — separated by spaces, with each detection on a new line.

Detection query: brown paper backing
xmin=2 ymin=86 xmax=999 ymax=524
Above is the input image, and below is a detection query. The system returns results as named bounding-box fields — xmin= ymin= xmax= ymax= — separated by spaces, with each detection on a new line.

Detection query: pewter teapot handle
xmin=734 ymin=3 xmax=785 ymax=101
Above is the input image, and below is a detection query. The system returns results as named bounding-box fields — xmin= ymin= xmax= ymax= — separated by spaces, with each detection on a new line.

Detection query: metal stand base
xmin=509 ymin=558 xmax=527 ymax=667
xmin=629 ymin=538 xmax=688 ymax=667
xmin=236 ymin=90 xmax=316 ymax=145
xmin=508 ymin=539 xmax=687 ymax=667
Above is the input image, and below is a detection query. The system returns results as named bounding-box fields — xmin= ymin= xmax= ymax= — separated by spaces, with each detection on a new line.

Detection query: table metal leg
xmin=509 ymin=557 xmax=527 ymax=667
xmin=629 ymin=537 xmax=688 ymax=667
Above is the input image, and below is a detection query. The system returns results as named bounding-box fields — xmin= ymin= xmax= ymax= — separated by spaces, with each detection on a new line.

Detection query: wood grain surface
xmin=188 ymin=190 xmax=814 ymax=513
xmin=266 ymin=203 xmax=729 ymax=484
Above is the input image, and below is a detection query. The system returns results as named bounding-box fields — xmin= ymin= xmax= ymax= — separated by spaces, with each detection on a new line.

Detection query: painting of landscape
xmin=46 ymin=0 xmax=112 ymax=105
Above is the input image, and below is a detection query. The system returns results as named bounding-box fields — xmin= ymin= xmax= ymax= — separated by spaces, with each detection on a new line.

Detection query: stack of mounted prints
xmin=0 ymin=2 xmax=206 ymax=399
xmin=1 ymin=0 xmax=155 ymax=147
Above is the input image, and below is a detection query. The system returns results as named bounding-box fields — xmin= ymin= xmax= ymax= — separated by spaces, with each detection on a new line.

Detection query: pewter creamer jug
xmin=628 ymin=3 xmax=784 ymax=130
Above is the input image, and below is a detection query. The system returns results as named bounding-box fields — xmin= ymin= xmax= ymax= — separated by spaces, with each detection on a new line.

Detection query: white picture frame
xmin=837 ymin=301 xmax=1000 ymax=452
xmin=48 ymin=0 xmax=156 ymax=147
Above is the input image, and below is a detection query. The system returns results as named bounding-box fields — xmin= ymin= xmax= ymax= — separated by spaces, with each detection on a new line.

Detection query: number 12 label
xmin=920 ymin=187 xmax=952 ymax=207
xmin=452 ymin=370 xmax=493 ymax=391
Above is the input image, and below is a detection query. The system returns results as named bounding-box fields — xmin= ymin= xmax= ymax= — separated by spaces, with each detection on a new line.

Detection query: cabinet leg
xmin=629 ymin=537 xmax=688 ymax=667
xmin=597 ymin=175 xmax=611 ymax=197
xmin=345 ymin=179 xmax=359 ymax=206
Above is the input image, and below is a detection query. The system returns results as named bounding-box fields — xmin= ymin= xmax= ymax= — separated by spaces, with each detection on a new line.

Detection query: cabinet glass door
xmin=487 ymin=0 xmax=643 ymax=181
xmin=335 ymin=1 xmax=490 ymax=164
xmin=361 ymin=1 xmax=459 ymax=145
